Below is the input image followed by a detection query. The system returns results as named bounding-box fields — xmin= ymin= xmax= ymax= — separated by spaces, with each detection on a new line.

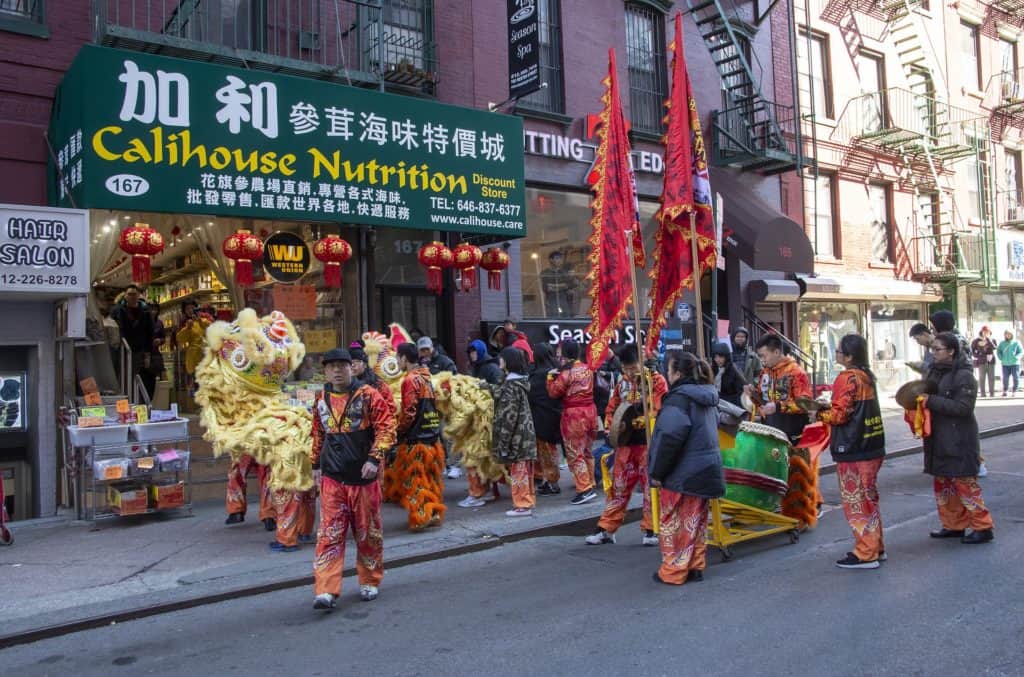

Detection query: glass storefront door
xmin=869 ymin=303 xmax=924 ymax=392
xmin=798 ymin=302 xmax=863 ymax=384
xmin=381 ymin=288 xmax=440 ymax=344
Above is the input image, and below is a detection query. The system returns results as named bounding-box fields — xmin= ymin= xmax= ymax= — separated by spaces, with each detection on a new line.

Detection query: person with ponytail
xmin=815 ymin=333 xmax=887 ymax=569
xmin=547 ymin=339 xmax=599 ymax=505
xmin=648 ymin=351 xmax=724 ymax=585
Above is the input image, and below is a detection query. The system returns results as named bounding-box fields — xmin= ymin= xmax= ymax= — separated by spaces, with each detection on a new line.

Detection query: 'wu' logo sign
xmin=263 ymin=232 xmax=310 ymax=283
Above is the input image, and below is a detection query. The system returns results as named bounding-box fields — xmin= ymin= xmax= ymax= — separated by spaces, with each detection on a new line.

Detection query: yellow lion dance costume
xmin=194 ymin=309 xmax=313 ymax=492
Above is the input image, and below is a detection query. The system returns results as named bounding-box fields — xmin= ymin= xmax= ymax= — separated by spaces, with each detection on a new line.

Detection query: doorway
xmin=381 ymin=287 xmax=441 ymax=343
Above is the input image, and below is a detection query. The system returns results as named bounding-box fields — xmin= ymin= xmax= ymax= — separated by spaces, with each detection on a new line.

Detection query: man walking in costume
xmin=312 ymin=348 xmax=397 ymax=610
xmin=586 ymin=344 xmax=667 ymax=546
xmin=547 ymin=339 xmax=599 ymax=505
xmin=392 ymin=342 xmax=447 ymax=530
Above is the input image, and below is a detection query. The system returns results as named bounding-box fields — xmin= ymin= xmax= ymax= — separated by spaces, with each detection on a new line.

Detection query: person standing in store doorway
xmin=311 ymin=348 xmax=397 ymax=610
xmin=540 ymin=251 xmax=578 ymax=318
xmin=996 ymin=330 xmax=1022 ymax=397
xmin=907 ymin=323 xmax=935 ymax=375
xmin=970 ymin=326 xmax=998 ymax=398
xmin=546 ymin=339 xmax=599 ymax=505
xmin=111 ymin=284 xmax=154 ymax=397
xmin=391 ymin=343 xmax=447 ymax=531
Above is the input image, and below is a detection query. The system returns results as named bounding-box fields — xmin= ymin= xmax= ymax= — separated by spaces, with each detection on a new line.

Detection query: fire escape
xmin=687 ymin=0 xmax=808 ymax=174
xmin=834 ymin=0 xmax=998 ymax=289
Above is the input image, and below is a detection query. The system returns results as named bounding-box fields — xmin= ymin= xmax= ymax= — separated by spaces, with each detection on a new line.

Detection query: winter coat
xmin=923 ymin=361 xmax=981 ymax=477
xmin=528 ymin=368 xmax=563 ymax=443
xmin=423 ymin=350 xmax=456 ymax=375
xmin=755 ymin=356 xmax=812 ymax=443
xmin=714 ymin=361 xmax=746 ymax=409
xmin=970 ymin=337 xmax=998 ymax=367
xmin=996 ymin=338 xmax=1023 ymax=366
xmin=111 ymin=300 xmax=154 ymax=354
xmin=488 ymin=375 xmax=538 ymax=464
xmin=730 ymin=327 xmax=762 ymax=383
xmin=469 ymin=339 xmax=504 ymax=385
xmin=647 ymin=381 xmax=725 ymax=498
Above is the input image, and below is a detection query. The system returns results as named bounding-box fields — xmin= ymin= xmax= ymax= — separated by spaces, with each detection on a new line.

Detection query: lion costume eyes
xmin=230 ymin=346 xmax=251 ymax=370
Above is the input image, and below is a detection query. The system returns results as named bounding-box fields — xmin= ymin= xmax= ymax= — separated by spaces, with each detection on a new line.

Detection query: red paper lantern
xmin=118 ymin=223 xmax=165 ymax=284
xmin=452 ymin=242 xmax=483 ymax=292
xmin=479 ymin=247 xmax=510 ymax=291
xmin=222 ymin=229 xmax=264 ymax=287
xmin=313 ymin=235 xmax=353 ymax=289
xmin=417 ymin=241 xmax=454 ymax=294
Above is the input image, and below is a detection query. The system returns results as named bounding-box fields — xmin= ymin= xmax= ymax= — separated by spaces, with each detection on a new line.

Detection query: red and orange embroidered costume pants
xmin=225 ymin=455 xmax=274 ymax=520
xmin=561 ymin=405 xmax=597 ymax=493
xmin=934 ymin=476 xmax=994 ymax=531
xmin=534 ymin=439 xmax=561 ymax=484
xmin=509 ymin=461 xmax=535 ymax=509
xmin=597 ymin=444 xmax=652 ymax=534
xmin=657 ymin=490 xmax=709 ymax=585
xmin=271 ymin=488 xmax=317 ymax=547
xmin=836 ymin=459 xmax=884 ymax=562
xmin=313 ymin=476 xmax=384 ymax=597
xmin=387 ymin=440 xmax=446 ymax=530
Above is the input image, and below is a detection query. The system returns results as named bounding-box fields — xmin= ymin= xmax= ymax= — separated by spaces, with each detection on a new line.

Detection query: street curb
xmin=3 ymin=420 xmax=1020 ymax=649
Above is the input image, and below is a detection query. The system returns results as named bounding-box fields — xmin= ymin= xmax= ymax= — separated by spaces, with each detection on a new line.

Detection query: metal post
xmin=377 ymin=0 xmax=386 ymax=92
xmin=690 ymin=212 xmax=706 ymax=360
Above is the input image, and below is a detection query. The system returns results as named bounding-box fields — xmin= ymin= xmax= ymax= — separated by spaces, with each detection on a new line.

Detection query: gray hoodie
xmin=730 ymin=327 xmax=762 ymax=383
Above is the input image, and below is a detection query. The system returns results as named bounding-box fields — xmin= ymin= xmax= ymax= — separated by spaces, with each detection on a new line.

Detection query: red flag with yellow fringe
xmin=645 ymin=12 xmax=717 ymax=356
xmin=585 ymin=48 xmax=640 ymax=370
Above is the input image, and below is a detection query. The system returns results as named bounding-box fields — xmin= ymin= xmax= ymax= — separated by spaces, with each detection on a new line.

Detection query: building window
xmin=1005 ymin=150 xmax=1023 ymax=223
xmin=805 ymin=173 xmax=837 ymax=258
xmin=625 ymin=3 xmax=668 ymax=134
xmin=856 ymin=50 xmax=885 ymax=132
xmin=0 ymin=0 xmax=46 ymax=36
xmin=519 ymin=0 xmax=564 ymax=113
xmin=867 ymin=183 xmax=892 ymax=263
xmin=961 ymin=21 xmax=981 ymax=91
xmin=797 ymin=31 xmax=834 ymax=119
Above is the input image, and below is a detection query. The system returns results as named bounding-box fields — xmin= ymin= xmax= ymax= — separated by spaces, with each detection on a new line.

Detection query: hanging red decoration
xmin=452 ymin=242 xmax=483 ymax=292
xmin=417 ymin=241 xmax=454 ymax=295
xmin=313 ymin=235 xmax=352 ymax=289
xmin=479 ymin=247 xmax=510 ymax=291
xmin=222 ymin=229 xmax=264 ymax=286
xmin=118 ymin=223 xmax=165 ymax=284
xmin=259 ymin=228 xmax=270 ymax=238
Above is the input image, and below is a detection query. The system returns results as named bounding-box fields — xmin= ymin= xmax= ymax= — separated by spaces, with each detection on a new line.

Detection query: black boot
xmin=929 ymin=528 xmax=965 ymax=539
xmin=961 ymin=529 xmax=994 ymax=544
xmin=263 ymin=518 xmax=277 ymax=532
xmin=225 ymin=513 xmax=244 ymax=525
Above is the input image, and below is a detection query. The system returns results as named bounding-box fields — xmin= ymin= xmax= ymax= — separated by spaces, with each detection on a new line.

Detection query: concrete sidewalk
xmin=1 ymin=398 xmax=1022 ymax=644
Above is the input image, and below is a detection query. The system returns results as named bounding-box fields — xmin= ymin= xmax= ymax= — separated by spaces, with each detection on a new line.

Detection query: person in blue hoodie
xmin=648 ymin=350 xmax=725 ymax=586
xmin=468 ymin=338 xmax=504 ymax=385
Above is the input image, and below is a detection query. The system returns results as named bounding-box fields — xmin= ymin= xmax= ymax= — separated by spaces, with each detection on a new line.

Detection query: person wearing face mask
xmin=311 ymin=348 xmax=398 ymax=610
xmin=648 ymin=350 xmax=725 ymax=586
xmin=921 ymin=332 xmax=994 ymax=545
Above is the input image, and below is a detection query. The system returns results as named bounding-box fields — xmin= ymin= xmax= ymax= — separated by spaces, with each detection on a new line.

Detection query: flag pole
xmin=689 ymin=211 xmax=706 ymax=360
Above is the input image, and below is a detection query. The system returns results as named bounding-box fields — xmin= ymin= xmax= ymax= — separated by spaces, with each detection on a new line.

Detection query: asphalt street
xmin=3 ymin=435 xmax=1021 ymax=677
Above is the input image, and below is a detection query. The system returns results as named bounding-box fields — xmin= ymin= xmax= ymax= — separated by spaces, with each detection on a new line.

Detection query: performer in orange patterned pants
xmin=656 ymin=490 xmax=709 ymax=585
xmin=547 ymin=340 xmax=598 ymax=505
xmin=225 ymin=454 xmax=275 ymax=528
xmin=836 ymin=459 xmax=885 ymax=563
xmin=534 ymin=440 xmax=561 ymax=486
xmin=314 ymin=477 xmax=384 ymax=600
xmin=934 ymin=477 xmax=994 ymax=533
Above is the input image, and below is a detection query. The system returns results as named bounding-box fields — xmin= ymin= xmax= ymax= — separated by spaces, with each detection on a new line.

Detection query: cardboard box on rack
xmin=148 ymin=482 xmax=185 ymax=510
xmin=107 ymin=485 xmax=149 ymax=515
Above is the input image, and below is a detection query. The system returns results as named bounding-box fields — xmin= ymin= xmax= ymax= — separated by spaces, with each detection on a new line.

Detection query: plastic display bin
xmin=68 ymin=425 xmax=129 ymax=448
xmin=93 ymin=458 xmax=130 ymax=481
xmin=157 ymin=450 xmax=190 ymax=472
xmin=129 ymin=419 xmax=189 ymax=442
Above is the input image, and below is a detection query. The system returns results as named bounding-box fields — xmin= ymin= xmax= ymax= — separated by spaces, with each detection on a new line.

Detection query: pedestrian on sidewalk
xmin=529 ymin=342 xmax=563 ymax=495
xmin=996 ymin=330 xmax=1022 ymax=396
xmin=311 ymin=348 xmax=397 ymax=610
xmin=547 ymin=339 xmax=599 ymax=506
xmin=482 ymin=347 xmax=538 ymax=517
xmin=815 ymin=334 xmax=887 ymax=569
xmin=585 ymin=344 xmax=668 ymax=548
xmin=468 ymin=339 xmax=504 ymax=385
xmin=392 ymin=342 xmax=447 ymax=531
xmin=907 ymin=323 xmax=935 ymax=375
xmin=648 ymin=351 xmax=724 ymax=586
xmin=970 ymin=326 xmax=998 ymax=398
xmin=922 ymin=332 xmax=995 ymax=545
xmin=930 ymin=312 xmax=988 ymax=476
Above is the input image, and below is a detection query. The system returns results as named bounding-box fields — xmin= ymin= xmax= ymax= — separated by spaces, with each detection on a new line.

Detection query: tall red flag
xmin=585 ymin=48 xmax=640 ymax=370
xmin=645 ymin=12 xmax=717 ymax=356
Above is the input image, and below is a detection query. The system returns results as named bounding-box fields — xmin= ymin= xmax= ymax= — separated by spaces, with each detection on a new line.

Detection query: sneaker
xmin=585 ymin=529 xmax=616 ymax=545
xmin=224 ymin=513 xmax=244 ymax=525
xmin=835 ymin=553 xmax=880 ymax=569
xmin=446 ymin=465 xmax=463 ymax=479
xmin=642 ymin=530 xmax=659 ymax=547
xmin=268 ymin=541 xmax=299 ymax=553
xmin=538 ymin=481 xmax=561 ymax=496
xmin=558 ymin=462 xmax=569 ymax=470
xmin=878 ymin=551 xmax=887 ymax=562
xmin=978 ymin=462 xmax=989 ymax=478
xmin=505 ymin=508 xmax=532 ymax=517
xmin=570 ymin=489 xmax=598 ymax=506
xmin=359 ymin=585 xmax=379 ymax=601
xmin=458 ymin=495 xmax=486 ymax=508
xmin=262 ymin=518 xmax=277 ymax=532
xmin=313 ymin=593 xmax=337 ymax=610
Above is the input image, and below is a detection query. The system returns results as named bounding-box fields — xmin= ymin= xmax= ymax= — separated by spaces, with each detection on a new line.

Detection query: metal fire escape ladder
xmin=688 ymin=0 xmax=798 ymax=173
xmin=886 ymin=0 xmax=949 ymax=99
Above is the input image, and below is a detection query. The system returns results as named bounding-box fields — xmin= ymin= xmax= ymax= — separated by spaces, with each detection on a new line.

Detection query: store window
xmin=625 ymin=2 xmax=668 ymax=134
xmin=519 ymin=0 xmax=564 ymax=113
xmin=869 ymin=303 xmax=923 ymax=392
xmin=519 ymin=188 xmax=656 ymax=320
xmin=798 ymin=301 xmax=862 ymax=384
xmin=804 ymin=173 xmax=837 ymax=258
xmin=798 ymin=30 xmax=834 ymax=119
xmin=867 ymin=182 xmax=891 ymax=263
xmin=969 ymin=287 xmax=1013 ymax=337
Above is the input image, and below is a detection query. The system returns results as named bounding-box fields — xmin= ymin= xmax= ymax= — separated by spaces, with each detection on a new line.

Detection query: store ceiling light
xmin=122 ymin=215 xmax=131 ymax=220
xmin=102 ymin=225 xmax=112 ymax=234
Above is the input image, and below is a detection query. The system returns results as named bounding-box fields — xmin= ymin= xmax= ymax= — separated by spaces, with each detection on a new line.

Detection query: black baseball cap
xmin=321 ymin=348 xmax=352 ymax=365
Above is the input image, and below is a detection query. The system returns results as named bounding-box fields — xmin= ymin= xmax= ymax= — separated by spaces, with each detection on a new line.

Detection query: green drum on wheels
xmin=720 ymin=421 xmax=791 ymax=512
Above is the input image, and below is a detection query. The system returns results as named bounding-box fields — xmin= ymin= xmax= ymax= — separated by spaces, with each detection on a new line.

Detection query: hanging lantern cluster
xmin=480 ymin=247 xmax=510 ymax=291
xmin=313 ymin=235 xmax=353 ymax=289
xmin=222 ymin=229 xmax=264 ymax=286
xmin=452 ymin=242 xmax=483 ymax=293
xmin=118 ymin=223 xmax=165 ymax=284
xmin=417 ymin=241 xmax=454 ymax=295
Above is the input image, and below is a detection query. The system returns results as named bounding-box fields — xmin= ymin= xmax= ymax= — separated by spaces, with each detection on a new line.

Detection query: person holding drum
xmin=744 ymin=334 xmax=812 ymax=445
xmin=815 ymin=334 xmax=887 ymax=569
xmin=648 ymin=351 xmax=725 ymax=585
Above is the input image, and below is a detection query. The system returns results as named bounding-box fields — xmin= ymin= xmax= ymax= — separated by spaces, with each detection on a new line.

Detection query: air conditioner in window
xmin=1002 ymin=79 xmax=1022 ymax=102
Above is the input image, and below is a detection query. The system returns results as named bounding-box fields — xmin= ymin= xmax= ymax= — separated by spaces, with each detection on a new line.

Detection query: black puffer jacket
xmin=923 ymin=360 xmax=981 ymax=477
xmin=648 ymin=381 xmax=725 ymax=498
xmin=528 ymin=368 xmax=563 ymax=443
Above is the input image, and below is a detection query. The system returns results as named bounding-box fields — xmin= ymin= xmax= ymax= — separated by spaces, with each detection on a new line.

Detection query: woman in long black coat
xmin=923 ymin=332 xmax=995 ymax=544
xmin=529 ymin=343 xmax=564 ymax=495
